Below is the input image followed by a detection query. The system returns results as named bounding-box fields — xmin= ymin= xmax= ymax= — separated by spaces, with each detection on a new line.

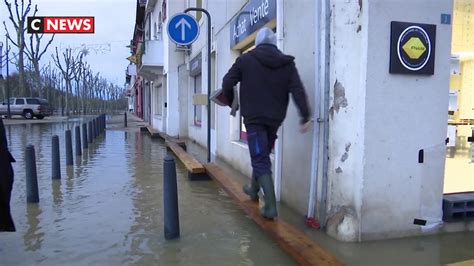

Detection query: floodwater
xmin=0 ymin=118 xmax=295 ymax=265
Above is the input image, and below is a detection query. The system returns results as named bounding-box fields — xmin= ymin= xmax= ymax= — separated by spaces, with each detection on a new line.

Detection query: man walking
xmin=0 ymin=117 xmax=16 ymax=232
xmin=222 ymin=27 xmax=311 ymax=219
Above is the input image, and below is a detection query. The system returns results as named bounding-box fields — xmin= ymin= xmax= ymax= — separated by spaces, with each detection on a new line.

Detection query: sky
xmin=0 ymin=0 xmax=136 ymax=86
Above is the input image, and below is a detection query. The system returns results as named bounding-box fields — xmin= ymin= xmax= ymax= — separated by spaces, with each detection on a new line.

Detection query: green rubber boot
xmin=243 ymin=178 xmax=259 ymax=201
xmin=257 ymin=174 xmax=278 ymax=219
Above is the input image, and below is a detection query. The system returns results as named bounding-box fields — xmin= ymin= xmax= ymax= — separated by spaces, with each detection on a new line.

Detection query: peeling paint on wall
xmin=341 ymin=152 xmax=349 ymax=162
xmin=329 ymin=80 xmax=349 ymax=119
xmin=345 ymin=142 xmax=352 ymax=152
xmin=341 ymin=142 xmax=352 ymax=162
xmin=326 ymin=205 xmax=358 ymax=242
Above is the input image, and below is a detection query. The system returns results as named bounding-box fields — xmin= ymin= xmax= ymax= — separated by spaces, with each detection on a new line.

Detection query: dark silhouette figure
xmin=0 ymin=118 xmax=16 ymax=232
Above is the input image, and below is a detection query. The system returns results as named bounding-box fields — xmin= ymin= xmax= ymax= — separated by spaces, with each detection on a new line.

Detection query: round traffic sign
xmin=167 ymin=13 xmax=200 ymax=46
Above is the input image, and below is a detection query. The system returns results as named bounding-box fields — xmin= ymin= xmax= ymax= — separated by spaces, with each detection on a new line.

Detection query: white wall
xmin=325 ymin=0 xmax=452 ymax=241
xmin=361 ymin=0 xmax=451 ymax=241
xmin=279 ymin=0 xmax=316 ymax=215
xmin=325 ymin=0 xmax=367 ymax=242
xmin=164 ymin=0 xmax=186 ymax=137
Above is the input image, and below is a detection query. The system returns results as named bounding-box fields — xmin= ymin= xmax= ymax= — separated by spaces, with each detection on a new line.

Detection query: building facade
xmin=126 ymin=0 xmax=474 ymax=242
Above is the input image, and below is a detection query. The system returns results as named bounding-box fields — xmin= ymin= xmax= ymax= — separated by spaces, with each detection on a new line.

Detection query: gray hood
xmin=255 ymin=27 xmax=276 ymax=46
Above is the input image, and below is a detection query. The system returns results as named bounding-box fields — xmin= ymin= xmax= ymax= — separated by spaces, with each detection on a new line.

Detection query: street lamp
xmin=0 ymin=41 xmax=3 ymax=81
xmin=4 ymin=34 xmax=11 ymax=119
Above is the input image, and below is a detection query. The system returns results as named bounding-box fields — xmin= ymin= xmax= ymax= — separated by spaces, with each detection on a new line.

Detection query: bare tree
xmin=3 ymin=0 xmax=32 ymax=96
xmin=24 ymin=5 xmax=55 ymax=98
xmin=52 ymin=47 xmax=82 ymax=116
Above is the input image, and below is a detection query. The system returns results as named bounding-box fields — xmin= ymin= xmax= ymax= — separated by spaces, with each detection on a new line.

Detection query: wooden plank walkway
xmin=205 ymin=163 xmax=344 ymax=266
xmin=166 ymin=141 xmax=205 ymax=174
xmin=145 ymin=126 xmax=186 ymax=147
xmin=146 ymin=125 xmax=160 ymax=138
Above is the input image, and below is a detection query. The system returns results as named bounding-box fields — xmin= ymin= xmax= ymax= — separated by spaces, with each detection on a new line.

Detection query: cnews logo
xmin=27 ymin=17 xmax=94 ymax=34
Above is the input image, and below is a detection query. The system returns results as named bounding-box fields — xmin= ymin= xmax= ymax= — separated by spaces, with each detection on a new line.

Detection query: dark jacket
xmin=0 ymin=118 xmax=16 ymax=232
xmin=222 ymin=44 xmax=310 ymax=127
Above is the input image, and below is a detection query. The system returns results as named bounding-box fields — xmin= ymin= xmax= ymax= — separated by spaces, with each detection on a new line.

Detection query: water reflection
xmin=24 ymin=204 xmax=44 ymax=252
xmin=52 ymin=180 xmax=63 ymax=207
xmin=0 ymin=118 xmax=296 ymax=265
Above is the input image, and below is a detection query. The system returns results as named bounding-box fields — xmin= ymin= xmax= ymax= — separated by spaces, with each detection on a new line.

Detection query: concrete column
xmin=325 ymin=0 xmax=452 ymax=241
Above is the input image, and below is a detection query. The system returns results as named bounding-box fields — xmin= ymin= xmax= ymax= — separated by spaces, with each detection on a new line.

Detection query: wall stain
xmin=329 ymin=80 xmax=349 ymax=119
xmin=336 ymin=167 xmax=343 ymax=174
xmin=345 ymin=143 xmax=351 ymax=152
xmin=356 ymin=25 xmax=362 ymax=33
xmin=341 ymin=153 xmax=349 ymax=162
xmin=326 ymin=205 xmax=358 ymax=242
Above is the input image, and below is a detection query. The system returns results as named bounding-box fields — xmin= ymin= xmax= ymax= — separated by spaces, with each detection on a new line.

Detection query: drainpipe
xmin=274 ymin=0 xmax=284 ymax=202
xmin=318 ymin=0 xmax=331 ymax=226
xmin=307 ymin=0 xmax=322 ymax=219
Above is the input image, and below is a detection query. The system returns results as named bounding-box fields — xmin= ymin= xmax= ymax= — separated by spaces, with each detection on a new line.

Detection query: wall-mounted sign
xmin=390 ymin=21 xmax=436 ymax=75
xmin=441 ymin=14 xmax=451 ymax=25
xmin=189 ymin=53 xmax=202 ymax=77
xmin=167 ymin=13 xmax=199 ymax=46
xmin=229 ymin=0 xmax=276 ymax=49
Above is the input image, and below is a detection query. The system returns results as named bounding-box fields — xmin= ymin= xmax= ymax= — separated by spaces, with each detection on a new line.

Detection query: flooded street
xmin=0 ymin=117 xmax=295 ymax=265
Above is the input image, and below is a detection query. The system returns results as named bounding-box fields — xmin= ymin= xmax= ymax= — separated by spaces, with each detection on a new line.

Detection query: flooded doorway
xmin=445 ymin=0 xmax=474 ymax=193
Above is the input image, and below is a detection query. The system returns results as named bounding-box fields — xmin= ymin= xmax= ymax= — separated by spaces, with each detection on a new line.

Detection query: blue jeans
xmin=245 ymin=124 xmax=279 ymax=179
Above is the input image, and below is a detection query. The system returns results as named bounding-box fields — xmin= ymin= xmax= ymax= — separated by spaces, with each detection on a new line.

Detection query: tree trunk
xmin=33 ymin=62 xmax=41 ymax=98
xmin=65 ymin=79 xmax=70 ymax=116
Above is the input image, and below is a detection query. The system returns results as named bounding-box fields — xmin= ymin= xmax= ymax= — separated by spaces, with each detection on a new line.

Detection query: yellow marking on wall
xmin=402 ymin=37 xmax=426 ymax=59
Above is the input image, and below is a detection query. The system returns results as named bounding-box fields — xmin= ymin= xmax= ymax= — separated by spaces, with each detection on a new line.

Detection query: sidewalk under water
xmin=0 ymin=117 xmax=295 ymax=265
xmin=1 ymin=116 xmax=473 ymax=265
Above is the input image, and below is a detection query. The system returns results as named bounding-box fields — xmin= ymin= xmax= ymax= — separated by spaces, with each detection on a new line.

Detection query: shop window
xmin=194 ymin=75 xmax=202 ymax=126
xmin=444 ymin=0 xmax=474 ymax=194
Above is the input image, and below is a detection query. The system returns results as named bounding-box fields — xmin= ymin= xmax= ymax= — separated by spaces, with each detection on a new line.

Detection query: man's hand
xmin=300 ymin=120 xmax=312 ymax=133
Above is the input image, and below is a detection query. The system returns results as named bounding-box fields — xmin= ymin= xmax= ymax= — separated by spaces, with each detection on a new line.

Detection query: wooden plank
xmin=166 ymin=141 xmax=205 ymax=174
xmin=205 ymin=163 xmax=344 ymax=266
xmin=146 ymin=125 xmax=160 ymax=138
xmin=159 ymin=132 xmax=186 ymax=146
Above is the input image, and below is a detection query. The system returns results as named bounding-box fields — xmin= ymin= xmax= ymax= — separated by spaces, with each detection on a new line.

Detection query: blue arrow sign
xmin=167 ymin=13 xmax=200 ymax=46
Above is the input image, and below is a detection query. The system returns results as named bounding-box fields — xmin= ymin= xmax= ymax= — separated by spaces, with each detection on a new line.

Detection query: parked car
xmin=0 ymin=97 xmax=52 ymax=119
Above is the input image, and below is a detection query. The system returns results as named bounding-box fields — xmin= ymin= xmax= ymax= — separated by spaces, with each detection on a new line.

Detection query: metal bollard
xmin=52 ymin=135 xmax=61 ymax=180
xmin=96 ymin=118 xmax=100 ymax=136
xmin=164 ymin=155 xmax=180 ymax=240
xmin=94 ymin=118 xmax=98 ymax=137
xmin=88 ymin=121 xmax=93 ymax=143
xmin=65 ymin=130 xmax=73 ymax=166
xmin=25 ymin=145 xmax=39 ymax=203
xmin=82 ymin=123 xmax=88 ymax=149
xmin=99 ymin=115 xmax=104 ymax=134
xmin=75 ymin=125 xmax=82 ymax=156
xmin=124 ymin=112 xmax=128 ymax=128
xmin=103 ymin=114 xmax=106 ymax=133
xmin=91 ymin=119 xmax=96 ymax=139
xmin=99 ymin=116 xmax=102 ymax=134
xmin=94 ymin=118 xmax=100 ymax=137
